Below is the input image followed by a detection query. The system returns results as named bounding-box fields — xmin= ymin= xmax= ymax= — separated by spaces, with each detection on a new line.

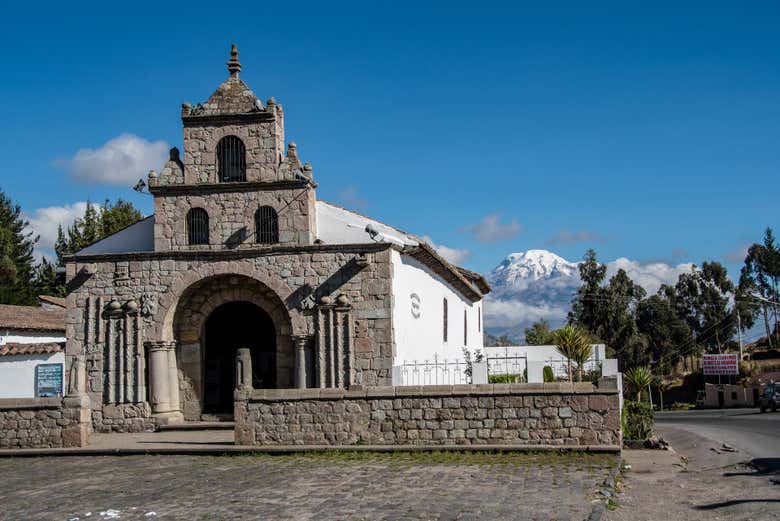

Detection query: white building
xmin=0 ymin=303 xmax=66 ymax=398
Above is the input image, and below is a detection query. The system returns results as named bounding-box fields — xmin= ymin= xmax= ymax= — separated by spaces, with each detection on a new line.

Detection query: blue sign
xmin=35 ymin=363 xmax=63 ymax=398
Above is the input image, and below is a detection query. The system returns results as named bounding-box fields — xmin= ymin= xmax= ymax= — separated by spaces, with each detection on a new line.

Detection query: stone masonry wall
xmin=66 ymin=244 xmax=396 ymax=428
xmin=0 ymin=397 xmax=90 ymax=449
xmin=235 ymin=381 xmax=622 ymax=448
xmin=152 ymin=186 xmax=315 ymax=251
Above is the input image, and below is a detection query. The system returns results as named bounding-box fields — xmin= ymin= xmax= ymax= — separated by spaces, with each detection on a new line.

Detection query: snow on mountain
xmin=482 ymin=249 xmax=693 ymax=342
xmin=484 ymin=250 xmax=580 ymax=340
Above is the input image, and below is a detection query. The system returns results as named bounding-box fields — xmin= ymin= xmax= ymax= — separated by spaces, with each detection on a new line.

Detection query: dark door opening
xmin=203 ymin=301 xmax=276 ymax=414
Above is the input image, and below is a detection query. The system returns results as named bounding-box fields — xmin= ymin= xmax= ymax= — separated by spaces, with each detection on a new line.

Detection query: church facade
xmin=64 ymin=46 xmax=489 ymax=429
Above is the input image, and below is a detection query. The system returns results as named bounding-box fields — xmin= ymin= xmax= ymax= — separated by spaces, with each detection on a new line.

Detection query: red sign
xmin=703 ymin=354 xmax=739 ymax=376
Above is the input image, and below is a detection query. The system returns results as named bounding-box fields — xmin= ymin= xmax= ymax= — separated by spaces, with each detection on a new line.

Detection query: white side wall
xmin=1 ymin=332 xmax=66 ymax=345
xmin=0 ymin=352 xmax=65 ymax=398
xmin=391 ymin=250 xmax=483 ymax=364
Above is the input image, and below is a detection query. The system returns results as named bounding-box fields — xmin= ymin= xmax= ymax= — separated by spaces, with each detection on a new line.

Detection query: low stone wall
xmin=0 ymin=396 xmax=90 ymax=449
xmin=92 ymin=402 xmax=155 ymax=433
xmin=235 ymin=381 xmax=621 ymax=448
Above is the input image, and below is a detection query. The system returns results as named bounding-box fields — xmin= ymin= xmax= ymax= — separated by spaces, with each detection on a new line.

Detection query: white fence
xmin=394 ymin=355 xmax=471 ymax=385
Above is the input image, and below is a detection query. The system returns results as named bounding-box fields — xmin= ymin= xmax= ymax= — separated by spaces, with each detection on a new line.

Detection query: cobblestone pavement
xmin=0 ymin=452 xmax=616 ymax=521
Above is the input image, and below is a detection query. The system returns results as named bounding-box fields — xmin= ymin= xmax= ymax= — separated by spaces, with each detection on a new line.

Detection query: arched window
xmin=216 ymin=136 xmax=246 ymax=182
xmin=187 ymin=208 xmax=209 ymax=245
xmin=255 ymin=206 xmax=279 ymax=244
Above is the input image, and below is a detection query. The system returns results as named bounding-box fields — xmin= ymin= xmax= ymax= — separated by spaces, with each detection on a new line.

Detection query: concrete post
xmin=294 ymin=336 xmax=308 ymax=389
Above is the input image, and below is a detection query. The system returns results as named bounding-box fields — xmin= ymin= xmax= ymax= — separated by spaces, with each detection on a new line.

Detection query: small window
xmin=731 ymin=391 xmax=737 ymax=400
xmin=186 ymin=208 xmax=209 ymax=245
xmin=443 ymin=298 xmax=448 ymax=343
xmin=255 ymin=206 xmax=279 ymax=244
xmin=216 ymin=136 xmax=246 ymax=182
xmin=464 ymin=309 xmax=468 ymax=346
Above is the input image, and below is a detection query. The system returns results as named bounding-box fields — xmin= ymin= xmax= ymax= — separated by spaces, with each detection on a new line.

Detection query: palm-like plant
xmin=553 ymin=325 xmax=589 ymax=383
xmin=625 ymin=366 xmax=653 ymax=402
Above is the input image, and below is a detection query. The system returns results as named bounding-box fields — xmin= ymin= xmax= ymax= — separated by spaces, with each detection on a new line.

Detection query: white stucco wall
xmin=483 ymin=344 xmax=607 ymax=379
xmin=0 ymin=351 xmax=65 ymax=398
xmin=0 ymin=332 xmax=66 ymax=345
xmin=391 ymin=250 xmax=483 ymax=364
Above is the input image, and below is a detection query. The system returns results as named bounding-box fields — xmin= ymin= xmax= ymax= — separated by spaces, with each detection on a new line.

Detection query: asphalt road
xmin=655 ymin=408 xmax=779 ymax=459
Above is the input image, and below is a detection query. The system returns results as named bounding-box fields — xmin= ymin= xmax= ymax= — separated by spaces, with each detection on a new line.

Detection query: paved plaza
xmin=0 ymin=452 xmax=616 ymax=521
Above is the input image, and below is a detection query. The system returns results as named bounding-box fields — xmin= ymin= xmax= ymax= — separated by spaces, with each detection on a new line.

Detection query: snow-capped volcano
xmin=484 ymin=249 xmax=581 ymax=341
xmin=487 ymin=250 xmax=577 ymax=297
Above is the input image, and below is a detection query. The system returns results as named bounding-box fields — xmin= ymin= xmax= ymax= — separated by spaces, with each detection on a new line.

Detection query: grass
xmin=245 ymin=449 xmax=619 ymax=468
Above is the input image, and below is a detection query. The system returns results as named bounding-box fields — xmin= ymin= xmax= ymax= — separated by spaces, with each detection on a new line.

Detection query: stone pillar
xmin=294 ymin=336 xmax=308 ymax=389
xmin=236 ymin=348 xmax=253 ymax=391
xmin=167 ymin=344 xmax=182 ymax=419
xmin=145 ymin=341 xmax=183 ymax=424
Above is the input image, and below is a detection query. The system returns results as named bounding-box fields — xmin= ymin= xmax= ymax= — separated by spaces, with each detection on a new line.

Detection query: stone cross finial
xmin=227 ymin=44 xmax=241 ymax=77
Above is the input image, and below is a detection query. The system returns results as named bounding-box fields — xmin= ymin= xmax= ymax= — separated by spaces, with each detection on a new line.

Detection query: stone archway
xmin=203 ymin=301 xmax=276 ymax=414
xmin=169 ymin=274 xmax=295 ymax=420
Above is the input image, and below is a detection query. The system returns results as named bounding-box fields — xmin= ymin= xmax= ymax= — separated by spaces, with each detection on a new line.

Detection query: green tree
xmin=55 ymin=199 xmax=143 ymax=264
xmin=569 ymin=249 xmax=607 ymax=335
xmin=636 ymin=295 xmax=692 ymax=375
xmin=624 ymin=366 xmax=653 ymax=402
xmin=33 ymin=258 xmax=65 ymax=297
xmin=672 ymin=262 xmax=735 ymax=354
xmin=552 ymin=325 xmax=590 ymax=382
xmin=600 ymin=269 xmax=647 ymax=366
xmin=0 ymin=189 xmax=37 ymax=305
xmin=524 ymin=319 xmax=555 ymax=345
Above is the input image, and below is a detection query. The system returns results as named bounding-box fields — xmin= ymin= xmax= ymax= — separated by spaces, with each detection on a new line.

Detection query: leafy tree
xmin=552 ymin=325 xmax=590 ymax=382
xmin=0 ymin=189 xmax=37 ymax=305
xmin=524 ymin=319 xmax=555 ymax=345
xmin=624 ymin=366 xmax=653 ymax=402
xmin=739 ymin=232 xmax=780 ymax=346
xmin=636 ymin=295 xmax=692 ymax=375
xmin=569 ymin=249 xmax=607 ymax=334
xmin=33 ymin=258 xmax=65 ymax=297
xmin=55 ymin=199 xmax=143 ymax=263
xmin=672 ymin=262 xmax=735 ymax=354
xmin=600 ymin=269 xmax=647 ymax=365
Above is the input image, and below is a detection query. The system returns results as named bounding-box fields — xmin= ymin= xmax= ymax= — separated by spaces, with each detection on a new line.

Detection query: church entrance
xmin=203 ymin=301 xmax=277 ymax=414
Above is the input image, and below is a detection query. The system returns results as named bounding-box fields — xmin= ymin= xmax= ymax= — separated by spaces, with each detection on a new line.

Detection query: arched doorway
xmin=203 ymin=301 xmax=277 ymax=414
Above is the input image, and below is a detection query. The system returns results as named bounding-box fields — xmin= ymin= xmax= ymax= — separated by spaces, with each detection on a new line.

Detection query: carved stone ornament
xmin=140 ymin=293 xmax=157 ymax=317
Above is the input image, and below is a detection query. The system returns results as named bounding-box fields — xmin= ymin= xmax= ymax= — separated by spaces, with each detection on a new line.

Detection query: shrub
xmin=622 ymin=400 xmax=654 ymax=441
xmin=543 ymin=366 xmax=555 ymax=382
xmin=489 ymin=374 xmax=520 ymax=383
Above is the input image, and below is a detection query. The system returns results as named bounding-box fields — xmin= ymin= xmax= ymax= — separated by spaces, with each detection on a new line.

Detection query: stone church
xmin=64 ymin=46 xmax=489 ymax=429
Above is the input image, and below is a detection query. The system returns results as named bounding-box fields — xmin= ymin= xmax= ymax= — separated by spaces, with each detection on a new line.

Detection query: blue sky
xmin=1 ymin=1 xmax=778 ymax=284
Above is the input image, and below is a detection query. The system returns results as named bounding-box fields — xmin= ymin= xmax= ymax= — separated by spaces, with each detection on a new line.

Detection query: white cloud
xmin=605 ymin=258 xmax=693 ymax=295
xmin=461 ymin=214 xmax=522 ymax=243
xmin=420 ymin=236 xmax=471 ymax=265
xmin=24 ymin=202 xmax=94 ymax=261
xmin=56 ymin=134 xmax=169 ymax=185
xmin=483 ymin=298 xmax=568 ymax=329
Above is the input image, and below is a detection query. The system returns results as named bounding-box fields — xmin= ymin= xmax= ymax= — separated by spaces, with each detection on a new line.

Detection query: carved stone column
xmin=145 ymin=341 xmax=183 ymax=424
xmin=293 ymin=336 xmax=310 ymax=389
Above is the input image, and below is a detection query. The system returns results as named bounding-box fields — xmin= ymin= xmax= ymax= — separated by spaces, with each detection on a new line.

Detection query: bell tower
xmin=149 ymin=45 xmax=317 ymax=251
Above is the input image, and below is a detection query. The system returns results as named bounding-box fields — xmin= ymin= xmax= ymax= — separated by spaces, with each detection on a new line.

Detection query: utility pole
xmin=737 ymin=312 xmax=743 ymax=363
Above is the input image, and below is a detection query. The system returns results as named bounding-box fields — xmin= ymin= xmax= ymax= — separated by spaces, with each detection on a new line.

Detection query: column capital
xmin=144 ymin=340 xmax=176 ymax=352
xmin=292 ymin=335 xmax=312 ymax=348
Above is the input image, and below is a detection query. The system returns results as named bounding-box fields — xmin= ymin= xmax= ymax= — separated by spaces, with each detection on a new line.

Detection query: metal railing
xmin=486 ymin=350 xmax=528 ymax=382
xmin=544 ymin=357 xmax=601 ymax=379
xmin=396 ymin=354 xmax=471 ymax=385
